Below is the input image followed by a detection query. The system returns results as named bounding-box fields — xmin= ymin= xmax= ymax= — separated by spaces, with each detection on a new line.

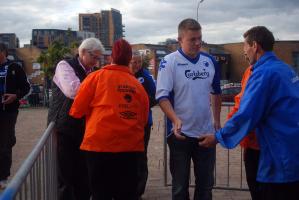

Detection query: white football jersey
xmin=156 ymin=49 xmax=221 ymax=138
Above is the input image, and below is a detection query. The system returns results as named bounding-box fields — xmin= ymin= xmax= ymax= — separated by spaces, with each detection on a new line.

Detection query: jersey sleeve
xmin=155 ymin=56 xmax=174 ymax=102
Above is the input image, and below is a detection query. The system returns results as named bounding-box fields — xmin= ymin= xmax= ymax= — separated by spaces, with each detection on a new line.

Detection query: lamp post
xmin=197 ymin=0 xmax=204 ymax=22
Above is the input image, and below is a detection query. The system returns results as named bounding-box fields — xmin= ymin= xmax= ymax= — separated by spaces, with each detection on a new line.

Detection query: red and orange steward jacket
xmin=226 ymin=66 xmax=259 ymax=150
xmin=69 ymin=64 xmax=149 ymax=152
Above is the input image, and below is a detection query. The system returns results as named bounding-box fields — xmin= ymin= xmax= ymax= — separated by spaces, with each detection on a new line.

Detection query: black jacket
xmin=0 ymin=60 xmax=30 ymax=112
xmin=47 ymin=56 xmax=87 ymax=145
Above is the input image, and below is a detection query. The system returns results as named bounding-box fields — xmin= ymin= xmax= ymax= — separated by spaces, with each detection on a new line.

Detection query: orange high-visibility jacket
xmin=69 ymin=64 xmax=149 ymax=152
xmin=227 ymin=66 xmax=259 ymax=150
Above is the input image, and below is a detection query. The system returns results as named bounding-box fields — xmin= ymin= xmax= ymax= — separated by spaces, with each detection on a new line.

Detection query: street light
xmin=197 ymin=0 xmax=204 ymax=22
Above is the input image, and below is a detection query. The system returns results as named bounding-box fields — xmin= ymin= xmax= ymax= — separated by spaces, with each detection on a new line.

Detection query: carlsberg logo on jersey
xmin=185 ymin=69 xmax=209 ymax=80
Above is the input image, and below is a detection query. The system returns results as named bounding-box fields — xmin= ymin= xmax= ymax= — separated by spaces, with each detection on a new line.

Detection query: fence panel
xmin=0 ymin=122 xmax=57 ymax=200
xmin=163 ymin=103 xmax=249 ymax=191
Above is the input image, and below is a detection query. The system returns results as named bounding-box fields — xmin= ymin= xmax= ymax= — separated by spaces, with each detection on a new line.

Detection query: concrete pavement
xmin=10 ymin=106 xmax=251 ymax=199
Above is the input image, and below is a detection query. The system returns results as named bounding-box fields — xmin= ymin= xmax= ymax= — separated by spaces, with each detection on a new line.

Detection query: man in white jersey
xmin=156 ymin=18 xmax=221 ymax=200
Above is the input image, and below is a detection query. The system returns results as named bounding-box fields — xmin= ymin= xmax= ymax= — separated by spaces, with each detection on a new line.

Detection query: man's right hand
xmin=198 ymin=134 xmax=217 ymax=147
xmin=2 ymin=93 xmax=17 ymax=105
xmin=158 ymin=99 xmax=185 ymax=140
xmin=173 ymin=118 xmax=185 ymax=140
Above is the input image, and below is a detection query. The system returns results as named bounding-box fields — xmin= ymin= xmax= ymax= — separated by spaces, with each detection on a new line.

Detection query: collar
xmin=178 ymin=48 xmax=200 ymax=64
xmin=252 ymin=51 xmax=276 ymax=71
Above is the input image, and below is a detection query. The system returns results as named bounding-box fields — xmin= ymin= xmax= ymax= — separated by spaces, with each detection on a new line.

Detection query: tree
xmin=37 ymin=40 xmax=72 ymax=80
xmin=37 ymin=41 xmax=72 ymax=106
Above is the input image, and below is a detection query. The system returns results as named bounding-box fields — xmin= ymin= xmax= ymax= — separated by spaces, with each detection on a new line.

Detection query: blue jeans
xmin=167 ymin=134 xmax=216 ymax=200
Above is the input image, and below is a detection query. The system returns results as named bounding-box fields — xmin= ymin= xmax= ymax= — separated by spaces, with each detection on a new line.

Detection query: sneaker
xmin=0 ymin=179 xmax=8 ymax=190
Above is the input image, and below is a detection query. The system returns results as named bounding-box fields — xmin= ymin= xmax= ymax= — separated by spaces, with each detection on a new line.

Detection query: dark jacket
xmin=47 ymin=55 xmax=87 ymax=145
xmin=135 ymin=68 xmax=157 ymax=126
xmin=0 ymin=60 xmax=30 ymax=112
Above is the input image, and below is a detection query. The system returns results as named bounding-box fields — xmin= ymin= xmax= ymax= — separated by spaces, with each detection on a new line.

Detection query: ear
xmin=178 ymin=36 xmax=182 ymax=43
xmin=252 ymin=41 xmax=260 ymax=53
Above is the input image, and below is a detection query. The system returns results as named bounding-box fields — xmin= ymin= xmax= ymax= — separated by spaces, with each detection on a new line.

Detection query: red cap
xmin=111 ymin=39 xmax=132 ymax=66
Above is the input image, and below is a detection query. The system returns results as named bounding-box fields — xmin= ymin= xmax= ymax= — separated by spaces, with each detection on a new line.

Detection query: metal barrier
xmin=163 ymin=102 xmax=249 ymax=191
xmin=0 ymin=122 xmax=58 ymax=200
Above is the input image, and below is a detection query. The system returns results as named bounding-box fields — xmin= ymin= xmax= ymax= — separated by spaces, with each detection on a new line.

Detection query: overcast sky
xmin=1 ymin=0 xmax=298 ymax=47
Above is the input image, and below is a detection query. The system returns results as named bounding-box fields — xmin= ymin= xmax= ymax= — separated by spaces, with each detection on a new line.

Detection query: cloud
xmin=0 ymin=0 xmax=298 ymax=46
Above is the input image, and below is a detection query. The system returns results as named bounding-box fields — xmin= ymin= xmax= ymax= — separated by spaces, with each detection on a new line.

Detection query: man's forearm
xmin=159 ymin=99 xmax=178 ymax=123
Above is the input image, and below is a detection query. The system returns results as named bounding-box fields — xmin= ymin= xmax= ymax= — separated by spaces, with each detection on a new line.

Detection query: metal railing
xmin=163 ymin=102 xmax=249 ymax=191
xmin=0 ymin=122 xmax=57 ymax=200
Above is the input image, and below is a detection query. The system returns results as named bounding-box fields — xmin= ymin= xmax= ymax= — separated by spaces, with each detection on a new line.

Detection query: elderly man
xmin=199 ymin=26 xmax=299 ymax=200
xmin=0 ymin=43 xmax=30 ymax=190
xmin=47 ymin=38 xmax=105 ymax=200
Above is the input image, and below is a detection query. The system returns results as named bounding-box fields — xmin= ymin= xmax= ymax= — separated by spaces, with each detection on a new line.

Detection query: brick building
xmin=16 ymin=47 xmax=43 ymax=85
xmin=132 ymin=44 xmax=170 ymax=79
xmin=220 ymin=41 xmax=299 ymax=81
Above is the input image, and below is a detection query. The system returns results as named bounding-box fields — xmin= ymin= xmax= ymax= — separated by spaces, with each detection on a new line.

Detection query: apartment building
xmin=79 ymin=8 xmax=124 ymax=48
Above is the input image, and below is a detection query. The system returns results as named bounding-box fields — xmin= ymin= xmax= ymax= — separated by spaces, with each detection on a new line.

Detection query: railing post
xmin=0 ymin=123 xmax=57 ymax=200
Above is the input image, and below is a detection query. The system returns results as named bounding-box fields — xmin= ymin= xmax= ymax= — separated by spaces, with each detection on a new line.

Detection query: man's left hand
xmin=2 ymin=93 xmax=17 ymax=104
xmin=198 ymin=134 xmax=218 ymax=148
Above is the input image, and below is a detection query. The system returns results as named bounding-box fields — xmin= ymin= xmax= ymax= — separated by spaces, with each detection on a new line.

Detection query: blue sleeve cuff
xmin=156 ymin=95 xmax=169 ymax=102
xmin=215 ymin=129 xmax=228 ymax=149
xmin=215 ymin=130 xmax=221 ymax=144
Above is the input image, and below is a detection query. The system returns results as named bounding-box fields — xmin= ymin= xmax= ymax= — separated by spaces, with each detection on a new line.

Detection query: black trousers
xmin=260 ymin=181 xmax=299 ymax=200
xmin=85 ymin=151 xmax=142 ymax=200
xmin=244 ymin=148 xmax=261 ymax=200
xmin=57 ymin=132 xmax=90 ymax=200
xmin=0 ymin=111 xmax=18 ymax=181
xmin=137 ymin=124 xmax=151 ymax=196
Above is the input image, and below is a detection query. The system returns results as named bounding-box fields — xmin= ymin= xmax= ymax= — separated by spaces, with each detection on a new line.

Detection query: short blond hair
xmin=178 ymin=18 xmax=201 ymax=37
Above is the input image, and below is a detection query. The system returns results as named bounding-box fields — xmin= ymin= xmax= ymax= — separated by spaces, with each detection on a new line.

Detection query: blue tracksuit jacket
xmin=216 ymin=51 xmax=299 ymax=183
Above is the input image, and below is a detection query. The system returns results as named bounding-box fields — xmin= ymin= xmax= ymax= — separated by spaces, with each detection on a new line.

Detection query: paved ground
xmin=8 ymin=106 xmax=251 ymax=199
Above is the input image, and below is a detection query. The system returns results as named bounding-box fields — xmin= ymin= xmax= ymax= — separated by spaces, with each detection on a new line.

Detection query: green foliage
xmin=37 ymin=41 xmax=72 ymax=78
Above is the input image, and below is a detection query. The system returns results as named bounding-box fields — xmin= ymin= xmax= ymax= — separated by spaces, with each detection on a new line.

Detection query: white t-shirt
xmin=156 ymin=49 xmax=221 ymax=138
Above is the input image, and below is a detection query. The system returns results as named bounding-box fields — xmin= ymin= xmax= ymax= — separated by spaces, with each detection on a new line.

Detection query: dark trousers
xmin=0 ymin=111 xmax=18 ymax=181
xmin=259 ymin=181 xmax=299 ymax=200
xmin=137 ymin=124 xmax=151 ymax=196
xmin=85 ymin=151 xmax=142 ymax=200
xmin=57 ymin=132 xmax=90 ymax=200
xmin=244 ymin=148 xmax=261 ymax=200
xmin=167 ymin=134 xmax=215 ymax=200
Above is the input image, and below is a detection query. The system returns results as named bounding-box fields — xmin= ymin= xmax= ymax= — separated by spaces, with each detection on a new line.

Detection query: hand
xmin=198 ymin=134 xmax=217 ymax=148
xmin=2 ymin=93 xmax=17 ymax=105
xmin=173 ymin=118 xmax=185 ymax=140
xmin=214 ymin=121 xmax=221 ymax=131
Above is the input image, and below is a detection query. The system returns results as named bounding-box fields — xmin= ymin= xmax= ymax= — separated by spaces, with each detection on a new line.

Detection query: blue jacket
xmin=216 ymin=52 xmax=299 ymax=183
xmin=135 ymin=68 xmax=157 ymax=126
